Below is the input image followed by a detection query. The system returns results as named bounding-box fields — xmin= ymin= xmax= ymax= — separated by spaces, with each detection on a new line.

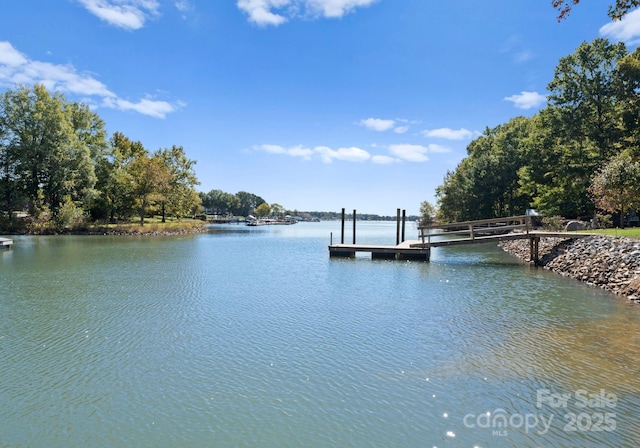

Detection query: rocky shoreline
xmin=500 ymin=235 xmax=640 ymax=303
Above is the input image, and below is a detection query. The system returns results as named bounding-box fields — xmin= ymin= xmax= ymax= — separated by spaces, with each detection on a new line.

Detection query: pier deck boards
xmin=1 ymin=237 xmax=13 ymax=249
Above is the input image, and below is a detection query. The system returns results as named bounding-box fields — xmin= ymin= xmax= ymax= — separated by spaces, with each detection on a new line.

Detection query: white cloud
xmin=307 ymin=0 xmax=378 ymax=18
xmin=504 ymin=91 xmax=547 ymax=110
xmin=360 ymin=118 xmax=412 ymax=134
xmin=422 ymin=127 xmax=475 ymax=140
xmin=175 ymin=0 xmax=191 ymax=12
xmin=600 ymin=8 xmax=640 ymax=45
xmin=257 ymin=144 xmax=287 ymax=154
xmin=254 ymin=143 xmax=371 ymax=163
xmin=77 ymin=0 xmax=160 ymax=30
xmin=237 ymin=0 xmax=377 ymax=26
xmin=360 ymin=117 xmax=396 ymax=132
xmin=0 ymin=41 xmax=179 ymax=119
xmin=393 ymin=126 xmax=409 ymax=134
xmin=103 ymin=97 xmax=179 ymax=119
xmin=255 ymin=141 xmax=447 ymax=164
xmin=427 ymin=143 xmax=452 ymax=153
xmin=254 ymin=144 xmax=314 ymax=159
xmin=388 ymin=144 xmax=429 ymax=163
xmin=371 ymin=155 xmax=398 ymax=164
xmin=316 ymin=146 xmax=371 ymax=163
xmin=0 ymin=42 xmax=27 ymax=66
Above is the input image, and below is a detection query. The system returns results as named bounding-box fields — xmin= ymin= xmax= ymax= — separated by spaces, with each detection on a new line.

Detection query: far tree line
xmin=435 ymin=38 xmax=640 ymax=228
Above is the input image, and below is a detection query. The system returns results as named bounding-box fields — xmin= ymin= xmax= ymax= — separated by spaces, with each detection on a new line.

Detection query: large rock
xmin=565 ymin=220 xmax=586 ymax=231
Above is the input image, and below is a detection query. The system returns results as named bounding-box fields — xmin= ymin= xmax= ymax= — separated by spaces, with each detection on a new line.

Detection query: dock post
xmin=353 ymin=209 xmax=356 ymax=244
xmin=341 ymin=208 xmax=345 ymax=244
xmin=401 ymin=209 xmax=406 ymax=242
xmin=396 ymin=208 xmax=401 ymax=245
xmin=533 ymin=236 xmax=540 ymax=266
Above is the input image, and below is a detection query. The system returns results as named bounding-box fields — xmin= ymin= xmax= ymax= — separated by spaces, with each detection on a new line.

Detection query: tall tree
xmin=129 ymin=154 xmax=171 ymax=225
xmin=615 ymin=47 xmax=640 ymax=153
xmin=419 ymin=200 xmax=436 ymax=226
xmin=1 ymin=84 xmax=99 ymax=217
xmin=547 ymin=38 xmax=627 ymax=165
xmin=93 ymin=131 xmax=147 ymax=221
xmin=201 ymin=189 xmax=240 ymax=215
xmin=157 ymin=145 xmax=200 ymax=221
xmin=234 ymin=191 xmax=266 ymax=217
xmin=0 ymin=99 xmax=21 ymax=218
xmin=436 ymin=117 xmax=534 ymax=221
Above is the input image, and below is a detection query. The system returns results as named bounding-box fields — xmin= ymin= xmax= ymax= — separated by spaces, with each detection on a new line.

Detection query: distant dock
xmin=1 ymin=237 xmax=13 ymax=249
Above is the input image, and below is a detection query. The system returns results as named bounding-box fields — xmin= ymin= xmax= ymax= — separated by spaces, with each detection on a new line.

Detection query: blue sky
xmin=1 ymin=1 xmax=639 ymax=215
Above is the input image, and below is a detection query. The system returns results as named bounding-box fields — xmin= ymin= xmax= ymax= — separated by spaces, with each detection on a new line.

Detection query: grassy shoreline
xmin=0 ymin=217 xmax=208 ymax=236
xmin=581 ymin=228 xmax=640 ymax=239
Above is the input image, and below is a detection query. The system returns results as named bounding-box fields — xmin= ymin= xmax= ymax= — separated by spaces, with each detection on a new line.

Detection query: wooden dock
xmin=329 ymin=213 xmax=597 ymax=263
xmin=1 ymin=237 xmax=13 ymax=249
xmin=329 ymin=240 xmax=431 ymax=261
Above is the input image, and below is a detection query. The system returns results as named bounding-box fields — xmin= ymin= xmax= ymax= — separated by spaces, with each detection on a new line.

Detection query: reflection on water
xmin=1 ymin=223 xmax=639 ymax=447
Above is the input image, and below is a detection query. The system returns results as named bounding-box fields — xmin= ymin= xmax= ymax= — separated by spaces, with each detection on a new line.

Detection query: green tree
xmin=201 ymin=189 xmax=240 ymax=215
xmin=528 ymin=38 xmax=628 ymax=217
xmin=0 ymin=101 xmax=23 ymax=219
xmin=130 ymin=154 xmax=171 ymax=225
xmin=589 ymin=151 xmax=640 ymax=228
xmin=1 ymin=84 xmax=100 ymax=217
xmin=92 ymin=132 xmax=147 ymax=221
xmin=547 ymin=38 xmax=627 ymax=165
xmin=615 ymin=48 xmax=640 ymax=153
xmin=157 ymin=145 xmax=200 ymax=221
xmin=254 ymin=202 xmax=271 ymax=217
xmin=270 ymin=203 xmax=285 ymax=217
xmin=419 ymin=200 xmax=436 ymax=226
xmin=234 ymin=191 xmax=266 ymax=217
xmin=436 ymin=116 xmax=534 ymax=221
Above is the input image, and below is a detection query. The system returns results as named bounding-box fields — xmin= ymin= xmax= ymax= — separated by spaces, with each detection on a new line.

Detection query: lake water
xmin=1 ymin=221 xmax=639 ymax=447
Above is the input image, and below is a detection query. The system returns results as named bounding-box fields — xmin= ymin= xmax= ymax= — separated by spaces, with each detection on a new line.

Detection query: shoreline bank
xmin=500 ymin=235 xmax=640 ymax=303
xmin=0 ymin=222 xmax=208 ymax=237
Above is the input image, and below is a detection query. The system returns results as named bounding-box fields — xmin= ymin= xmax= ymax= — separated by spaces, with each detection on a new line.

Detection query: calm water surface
xmin=1 ymin=222 xmax=639 ymax=447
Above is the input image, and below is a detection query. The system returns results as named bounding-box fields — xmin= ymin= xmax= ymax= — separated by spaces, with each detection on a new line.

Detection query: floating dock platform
xmin=1 ymin=237 xmax=13 ymax=249
xmin=329 ymin=240 xmax=431 ymax=261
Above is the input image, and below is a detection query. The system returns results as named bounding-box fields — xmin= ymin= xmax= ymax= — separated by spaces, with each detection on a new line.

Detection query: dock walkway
xmin=329 ymin=213 xmax=597 ymax=263
xmin=1 ymin=237 xmax=13 ymax=249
